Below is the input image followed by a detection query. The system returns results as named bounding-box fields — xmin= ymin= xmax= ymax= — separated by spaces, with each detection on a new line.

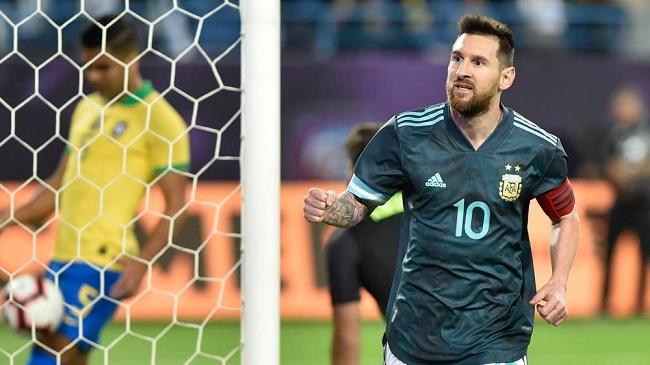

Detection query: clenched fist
xmin=303 ymin=188 xmax=337 ymax=223
xmin=530 ymin=280 xmax=569 ymax=326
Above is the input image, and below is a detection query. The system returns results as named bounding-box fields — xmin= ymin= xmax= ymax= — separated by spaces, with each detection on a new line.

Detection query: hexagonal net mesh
xmin=0 ymin=1 xmax=245 ymax=364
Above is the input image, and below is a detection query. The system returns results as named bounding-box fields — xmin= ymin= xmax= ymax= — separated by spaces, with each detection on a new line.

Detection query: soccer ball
xmin=1 ymin=275 xmax=64 ymax=335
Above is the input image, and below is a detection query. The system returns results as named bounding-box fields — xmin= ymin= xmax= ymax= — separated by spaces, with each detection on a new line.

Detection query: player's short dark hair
xmin=81 ymin=14 xmax=139 ymax=56
xmin=345 ymin=122 xmax=381 ymax=164
xmin=458 ymin=15 xmax=515 ymax=68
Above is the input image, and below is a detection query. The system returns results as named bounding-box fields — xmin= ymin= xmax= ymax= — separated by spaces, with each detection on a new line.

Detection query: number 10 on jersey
xmin=453 ymin=199 xmax=491 ymax=240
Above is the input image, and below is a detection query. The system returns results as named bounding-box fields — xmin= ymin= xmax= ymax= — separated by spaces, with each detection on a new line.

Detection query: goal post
xmin=241 ymin=0 xmax=281 ymax=364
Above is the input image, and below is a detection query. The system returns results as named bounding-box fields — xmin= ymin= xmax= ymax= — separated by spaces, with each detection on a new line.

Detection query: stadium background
xmin=0 ymin=0 xmax=649 ymax=364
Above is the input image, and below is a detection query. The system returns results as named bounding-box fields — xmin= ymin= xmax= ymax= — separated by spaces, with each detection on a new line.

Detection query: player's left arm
xmin=531 ymin=200 xmax=579 ymax=326
xmin=531 ymin=178 xmax=580 ymax=326
xmin=141 ymin=171 xmax=188 ymax=262
xmin=111 ymin=171 xmax=188 ymax=299
xmin=112 ymin=102 xmax=190 ymax=299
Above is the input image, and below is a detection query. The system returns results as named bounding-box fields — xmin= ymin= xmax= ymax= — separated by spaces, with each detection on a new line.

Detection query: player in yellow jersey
xmin=0 ymin=14 xmax=189 ymax=365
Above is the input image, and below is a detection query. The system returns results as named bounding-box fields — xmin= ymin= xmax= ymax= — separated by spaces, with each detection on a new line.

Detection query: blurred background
xmin=0 ymin=0 xmax=648 ymax=180
xmin=0 ymin=0 xmax=649 ymax=364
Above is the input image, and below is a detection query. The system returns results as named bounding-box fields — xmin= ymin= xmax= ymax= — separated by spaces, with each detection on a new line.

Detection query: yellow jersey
xmin=54 ymin=81 xmax=190 ymax=268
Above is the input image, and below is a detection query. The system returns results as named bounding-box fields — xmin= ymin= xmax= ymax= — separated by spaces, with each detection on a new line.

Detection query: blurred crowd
xmin=1 ymin=0 xmax=649 ymax=59
xmin=283 ymin=0 xmax=647 ymax=58
xmin=0 ymin=0 xmax=240 ymax=59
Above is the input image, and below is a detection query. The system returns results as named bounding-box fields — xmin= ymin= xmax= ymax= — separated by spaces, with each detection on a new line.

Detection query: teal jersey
xmin=347 ymin=102 xmax=567 ymax=364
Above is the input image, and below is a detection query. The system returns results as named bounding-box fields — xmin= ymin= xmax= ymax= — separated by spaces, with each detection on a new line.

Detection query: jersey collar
xmin=122 ymin=80 xmax=154 ymax=106
xmin=444 ymin=102 xmax=513 ymax=153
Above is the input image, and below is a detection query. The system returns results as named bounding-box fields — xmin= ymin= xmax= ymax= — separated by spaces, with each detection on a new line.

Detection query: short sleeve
xmin=533 ymin=139 xmax=568 ymax=197
xmin=148 ymin=100 xmax=190 ymax=175
xmin=347 ymin=118 xmax=406 ymax=205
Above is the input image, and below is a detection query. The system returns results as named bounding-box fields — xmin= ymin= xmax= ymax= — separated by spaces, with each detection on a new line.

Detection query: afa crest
xmin=499 ymin=173 xmax=522 ymax=201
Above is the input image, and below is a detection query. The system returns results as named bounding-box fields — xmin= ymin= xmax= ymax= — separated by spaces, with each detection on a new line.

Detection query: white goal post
xmin=241 ymin=0 xmax=280 ymax=364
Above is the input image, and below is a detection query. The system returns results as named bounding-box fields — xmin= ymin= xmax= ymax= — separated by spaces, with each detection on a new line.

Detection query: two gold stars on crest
xmin=505 ymin=163 xmax=521 ymax=172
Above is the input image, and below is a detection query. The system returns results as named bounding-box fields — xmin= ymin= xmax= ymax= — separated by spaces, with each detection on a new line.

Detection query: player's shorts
xmin=327 ymin=229 xmax=363 ymax=304
xmin=326 ymin=214 xmax=401 ymax=314
xmin=384 ymin=344 xmax=528 ymax=365
xmin=48 ymin=261 xmax=121 ymax=350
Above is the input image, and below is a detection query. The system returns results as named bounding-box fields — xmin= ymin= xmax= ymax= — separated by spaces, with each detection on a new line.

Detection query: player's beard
xmin=446 ymin=78 xmax=500 ymax=118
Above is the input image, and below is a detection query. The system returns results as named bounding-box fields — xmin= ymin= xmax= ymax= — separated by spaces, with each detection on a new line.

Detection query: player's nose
xmin=455 ymin=60 xmax=471 ymax=78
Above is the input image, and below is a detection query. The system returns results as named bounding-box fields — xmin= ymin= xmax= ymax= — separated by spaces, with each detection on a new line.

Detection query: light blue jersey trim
xmin=397 ymin=109 xmax=444 ymax=123
xmin=398 ymin=115 xmax=444 ymax=128
xmin=397 ymin=103 xmax=445 ymax=119
xmin=514 ymin=122 xmax=556 ymax=145
xmin=513 ymin=112 xmax=557 ymax=140
xmin=347 ymin=174 xmax=390 ymax=203
xmin=514 ymin=116 xmax=557 ymax=141
xmin=396 ymin=103 xmax=445 ymax=127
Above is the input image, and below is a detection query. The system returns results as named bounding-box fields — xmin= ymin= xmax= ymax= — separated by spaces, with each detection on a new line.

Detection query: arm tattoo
xmin=322 ymin=191 xmax=368 ymax=228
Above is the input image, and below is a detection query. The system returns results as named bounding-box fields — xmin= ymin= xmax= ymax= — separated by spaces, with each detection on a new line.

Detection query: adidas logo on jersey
xmin=425 ymin=173 xmax=446 ymax=188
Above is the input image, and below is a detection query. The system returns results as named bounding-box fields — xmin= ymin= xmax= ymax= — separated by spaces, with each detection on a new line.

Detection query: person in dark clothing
xmin=326 ymin=122 xmax=402 ymax=365
xmin=600 ymin=85 xmax=650 ymax=316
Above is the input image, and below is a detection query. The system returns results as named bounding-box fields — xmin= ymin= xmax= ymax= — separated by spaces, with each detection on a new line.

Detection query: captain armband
xmin=536 ymin=178 xmax=575 ymax=224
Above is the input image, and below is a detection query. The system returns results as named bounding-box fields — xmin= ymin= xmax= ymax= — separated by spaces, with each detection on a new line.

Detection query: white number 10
xmin=453 ymin=199 xmax=490 ymax=240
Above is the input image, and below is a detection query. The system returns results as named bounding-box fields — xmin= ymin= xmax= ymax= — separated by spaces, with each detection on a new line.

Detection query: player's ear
xmin=129 ymin=58 xmax=140 ymax=73
xmin=499 ymin=66 xmax=515 ymax=91
xmin=125 ymin=51 xmax=140 ymax=74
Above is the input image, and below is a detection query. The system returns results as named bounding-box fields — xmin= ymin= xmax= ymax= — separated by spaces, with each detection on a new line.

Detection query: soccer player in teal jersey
xmin=304 ymin=15 xmax=580 ymax=364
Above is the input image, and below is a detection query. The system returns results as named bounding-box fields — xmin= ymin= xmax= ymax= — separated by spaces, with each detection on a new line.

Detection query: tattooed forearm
xmin=322 ymin=191 xmax=368 ymax=228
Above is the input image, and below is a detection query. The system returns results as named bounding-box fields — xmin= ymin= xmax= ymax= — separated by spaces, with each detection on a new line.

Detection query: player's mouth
xmin=453 ymin=83 xmax=473 ymax=95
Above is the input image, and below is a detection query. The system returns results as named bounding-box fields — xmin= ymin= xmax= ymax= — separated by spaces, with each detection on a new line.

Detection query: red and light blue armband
xmin=536 ymin=178 xmax=575 ymax=224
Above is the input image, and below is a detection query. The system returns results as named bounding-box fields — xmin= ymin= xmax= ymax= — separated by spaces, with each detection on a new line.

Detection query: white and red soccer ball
xmin=1 ymin=274 xmax=64 ymax=335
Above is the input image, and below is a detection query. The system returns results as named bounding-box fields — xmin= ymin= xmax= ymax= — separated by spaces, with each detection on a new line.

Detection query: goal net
xmin=0 ymin=0 xmax=279 ymax=364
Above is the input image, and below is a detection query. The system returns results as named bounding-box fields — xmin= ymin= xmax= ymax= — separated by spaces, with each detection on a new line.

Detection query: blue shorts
xmin=44 ymin=261 xmax=121 ymax=351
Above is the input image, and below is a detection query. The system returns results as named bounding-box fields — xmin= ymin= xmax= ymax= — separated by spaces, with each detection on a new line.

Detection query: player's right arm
xmin=303 ymin=188 xmax=369 ymax=228
xmin=0 ymin=154 xmax=68 ymax=229
xmin=305 ymin=118 xmax=405 ymax=228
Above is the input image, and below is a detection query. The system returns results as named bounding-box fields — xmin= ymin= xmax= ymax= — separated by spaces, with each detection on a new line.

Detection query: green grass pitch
xmin=0 ymin=319 xmax=648 ymax=364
